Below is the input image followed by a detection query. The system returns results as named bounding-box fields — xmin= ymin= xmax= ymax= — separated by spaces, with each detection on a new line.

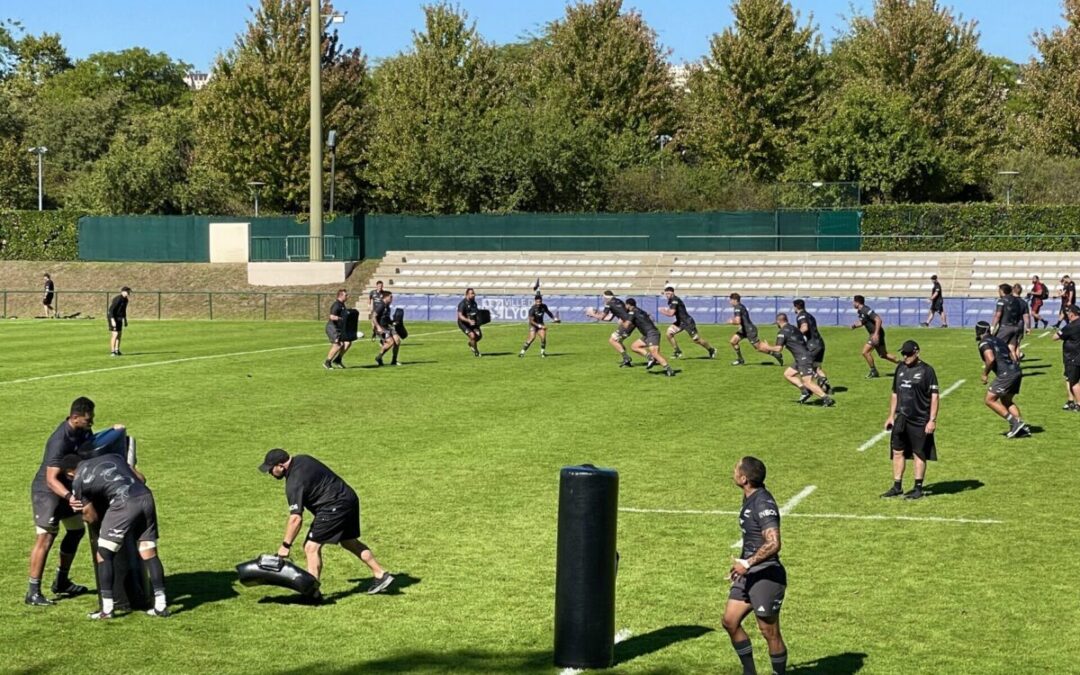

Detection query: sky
xmin=3 ymin=0 xmax=1068 ymax=72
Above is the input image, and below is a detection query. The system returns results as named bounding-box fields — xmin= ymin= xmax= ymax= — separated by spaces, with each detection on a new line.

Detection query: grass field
xmin=1 ymin=318 xmax=1078 ymax=674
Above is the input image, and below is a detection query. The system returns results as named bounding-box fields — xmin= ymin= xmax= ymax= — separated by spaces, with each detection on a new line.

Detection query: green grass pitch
xmin=1 ymin=318 xmax=1078 ymax=674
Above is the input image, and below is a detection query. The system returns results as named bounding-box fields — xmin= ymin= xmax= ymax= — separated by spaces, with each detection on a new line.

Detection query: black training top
xmin=978 ymin=335 xmax=1020 ymax=376
xmin=457 ymin=298 xmax=479 ymax=323
xmin=1058 ymin=320 xmax=1080 ymax=366
xmin=1064 ymin=281 xmax=1076 ymax=305
xmin=1018 ymin=298 xmax=1030 ymax=318
xmin=931 ymin=280 xmax=943 ymax=299
xmin=44 ymin=279 xmax=54 ymax=294
xmin=371 ymin=292 xmax=386 ymax=315
xmin=528 ymin=303 xmax=554 ymax=326
xmin=628 ymin=306 xmax=659 ymax=334
xmin=73 ymin=455 xmax=149 ymax=508
xmin=376 ymin=302 xmax=393 ymax=330
xmin=32 ymin=420 xmax=94 ymax=493
xmin=733 ymin=303 xmax=755 ymax=330
xmin=739 ymin=487 xmax=782 ymax=571
xmin=667 ymin=295 xmax=693 ymax=325
xmin=605 ymin=298 xmax=631 ymax=323
xmin=795 ymin=310 xmax=822 ymax=344
xmin=284 ymin=455 xmax=358 ymax=517
xmin=775 ymin=323 xmax=811 ymax=359
xmin=996 ymin=295 xmax=1024 ymax=326
xmin=108 ymin=294 xmax=128 ymax=320
xmin=856 ymin=305 xmax=884 ymax=336
xmin=892 ymin=360 xmax=940 ymax=425
xmin=329 ymin=300 xmax=347 ymax=326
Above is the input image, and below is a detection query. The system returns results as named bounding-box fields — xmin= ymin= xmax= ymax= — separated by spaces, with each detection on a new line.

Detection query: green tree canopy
xmin=1023 ymin=0 xmax=1080 ymax=157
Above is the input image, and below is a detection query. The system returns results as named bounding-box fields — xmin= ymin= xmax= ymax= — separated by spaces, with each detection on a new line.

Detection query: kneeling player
xmin=723 ymin=457 xmax=788 ymax=675
xmin=660 ymin=286 xmax=715 ymax=359
xmin=729 ymin=293 xmax=781 ymax=366
xmin=585 ymin=290 xmax=635 ymax=367
xmin=374 ymin=291 xmax=402 ymax=367
xmin=66 ymin=454 xmax=170 ymax=619
xmin=771 ymin=314 xmax=834 ymax=406
xmin=976 ymin=321 xmax=1029 ymax=437
xmin=625 ymin=299 xmax=674 ymax=377
xmin=851 ymin=295 xmax=898 ymax=378
xmin=520 ymin=294 xmax=559 ymax=357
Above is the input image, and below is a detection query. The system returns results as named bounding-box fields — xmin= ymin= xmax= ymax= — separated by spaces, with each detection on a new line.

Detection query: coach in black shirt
xmin=1054 ymin=305 xmax=1080 ymax=411
xmin=108 ymin=286 xmax=130 ymax=356
xmin=882 ymin=340 xmax=939 ymax=500
xmin=260 ymin=449 xmax=395 ymax=595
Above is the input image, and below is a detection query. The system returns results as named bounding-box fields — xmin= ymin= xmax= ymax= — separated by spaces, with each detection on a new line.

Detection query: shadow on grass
xmin=346 ymin=571 xmax=421 ymax=596
xmin=613 ymin=624 xmax=714 ymax=665
xmin=276 ymin=649 xmax=552 ymax=674
xmin=168 ymin=570 xmax=239 ymax=614
xmin=789 ymin=651 xmax=868 ymax=674
xmin=831 ymin=386 xmax=850 ymax=394
xmin=1020 ymin=372 xmax=1045 ymax=378
xmin=923 ymin=479 xmax=984 ymax=496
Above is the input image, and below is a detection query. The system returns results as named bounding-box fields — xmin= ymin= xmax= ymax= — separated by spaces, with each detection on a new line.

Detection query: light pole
xmin=327 ymin=129 xmax=337 ymax=214
xmin=27 ymin=146 xmax=48 ymax=211
xmin=247 ymin=181 xmax=266 ymax=217
xmin=309 ymin=4 xmax=345 ymax=261
xmin=998 ymin=170 xmax=1019 ymax=206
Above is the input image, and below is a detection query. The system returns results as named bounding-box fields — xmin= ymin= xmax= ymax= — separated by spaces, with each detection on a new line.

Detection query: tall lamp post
xmin=998 ymin=170 xmax=1019 ymax=206
xmin=27 ymin=146 xmax=48 ymax=211
xmin=327 ymin=129 xmax=337 ymax=214
xmin=309 ymin=3 xmax=345 ymax=261
xmin=247 ymin=181 xmax=266 ymax=217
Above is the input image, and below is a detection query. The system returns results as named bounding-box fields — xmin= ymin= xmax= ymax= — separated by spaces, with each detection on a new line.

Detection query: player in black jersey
xmin=368 ymin=280 xmax=384 ymax=338
xmin=108 ymin=286 xmax=130 ymax=356
xmin=585 ymin=290 xmax=636 ymax=367
xmin=324 ymin=289 xmax=352 ymax=369
xmin=625 ymin=299 xmax=675 ymax=376
xmin=921 ymin=274 xmax=948 ymax=327
xmin=728 ymin=293 xmax=782 ymax=366
xmin=1012 ymin=284 xmax=1032 ymax=360
xmin=659 ymin=286 xmax=716 ymax=359
xmin=1057 ymin=276 xmax=1077 ymax=329
xmin=260 ymin=449 xmax=395 ymax=597
xmin=769 ymin=314 xmax=834 ymax=406
xmin=792 ymin=299 xmax=831 ymax=394
xmin=520 ymin=294 xmax=560 ymax=357
xmin=975 ymin=321 xmax=1029 ymax=437
xmin=882 ymin=341 xmax=939 ymax=500
xmin=1053 ymin=305 xmax=1080 ymax=411
xmin=723 ymin=457 xmax=788 ymax=675
xmin=850 ymin=295 xmax=898 ymax=378
xmin=374 ymin=291 xmax=402 ymax=366
xmin=457 ymin=288 xmax=483 ymax=357
xmin=991 ymin=283 xmax=1026 ymax=364
xmin=42 ymin=273 xmax=55 ymax=318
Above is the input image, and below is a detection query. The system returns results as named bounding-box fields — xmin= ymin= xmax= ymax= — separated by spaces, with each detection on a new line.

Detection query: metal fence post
xmin=157 ymin=292 xmax=162 ymax=320
xmin=208 ymin=292 xmax=213 ymax=320
xmin=2 ymin=290 xmax=6 ymax=317
xmin=264 ymin=293 xmax=268 ymax=321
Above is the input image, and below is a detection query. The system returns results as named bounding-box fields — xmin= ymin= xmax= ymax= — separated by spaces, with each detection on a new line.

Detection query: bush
xmin=861 ymin=204 xmax=1080 ymax=251
xmin=0 ymin=211 xmax=83 ymax=260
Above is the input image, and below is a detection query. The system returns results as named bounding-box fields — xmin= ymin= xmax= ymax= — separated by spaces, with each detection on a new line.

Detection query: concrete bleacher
xmin=369 ymin=251 xmax=1080 ymax=298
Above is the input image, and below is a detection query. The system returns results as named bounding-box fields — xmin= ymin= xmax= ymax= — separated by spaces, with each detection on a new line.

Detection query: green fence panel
xmin=79 ymin=215 xmax=211 ymax=262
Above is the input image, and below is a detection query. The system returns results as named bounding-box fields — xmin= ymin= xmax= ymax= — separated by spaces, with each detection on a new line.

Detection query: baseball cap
xmin=899 ymin=340 xmax=920 ymax=356
xmin=1067 ymin=305 xmax=1080 ymax=315
xmin=258 ymin=448 xmax=289 ymax=473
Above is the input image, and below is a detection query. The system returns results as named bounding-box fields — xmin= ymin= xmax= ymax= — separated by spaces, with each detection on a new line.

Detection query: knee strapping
xmin=98 ymin=539 xmax=121 ymax=553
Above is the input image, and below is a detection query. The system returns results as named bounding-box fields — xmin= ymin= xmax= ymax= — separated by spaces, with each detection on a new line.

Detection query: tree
xmin=684 ymin=0 xmax=823 ymax=181
xmin=193 ymin=0 xmax=370 ymax=214
xmin=1023 ymin=0 xmax=1080 ymax=156
xmin=831 ymin=0 xmax=1004 ymax=200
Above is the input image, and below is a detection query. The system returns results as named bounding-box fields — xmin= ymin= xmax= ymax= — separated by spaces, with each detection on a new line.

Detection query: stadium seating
xmin=368 ymin=251 xmax=1080 ymax=298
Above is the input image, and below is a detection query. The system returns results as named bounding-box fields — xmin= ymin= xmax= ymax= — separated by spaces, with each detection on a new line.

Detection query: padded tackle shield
xmin=236 ymin=554 xmax=321 ymax=597
xmin=393 ymin=307 xmax=408 ymax=339
xmin=554 ymin=465 xmax=618 ymax=669
xmin=78 ymin=428 xmax=128 ymax=459
xmin=343 ymin=309 xmax=360 ymax=341
xmin=477 ymin=308 xmax=492 ymax=326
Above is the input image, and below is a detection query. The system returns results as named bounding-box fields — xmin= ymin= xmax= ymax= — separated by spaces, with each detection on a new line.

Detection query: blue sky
xmin=5 ymin=1 xmax=1068 ymax=71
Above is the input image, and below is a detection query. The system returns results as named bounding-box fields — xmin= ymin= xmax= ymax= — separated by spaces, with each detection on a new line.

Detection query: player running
xmin=585 ymin=290 xmax=636 ymax=367
xmin=729 ymin=293 xmax=782 ymax=367
xmin=975 ymin=321 xmax=1030 ymax=438
xmin=769 ymin=314 xmax=834 ymax=406
xmin=457 ymin=288 xmax=483 ymax=357
xmin=659 ymin=286 xmax=716 ymax=359
xmin=520 ymin=294 xmax=560 ymax=358
xmin=374 ymin=291 xmax=402 ymax=367
xmin=793 ymin=299 xmax=831 ymax=394
xmin=850 ymin=295 xmax=898 ymax=378
xmin=625 ymin=299 xmax=674 ymax=377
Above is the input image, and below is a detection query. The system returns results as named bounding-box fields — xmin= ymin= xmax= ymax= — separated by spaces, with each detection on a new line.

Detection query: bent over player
xmin=625 ymin=298 xmax=674 ymax=377
xmin=585 ymin=290 xmax=635 ymax=367
xmin=520 ymin=294 xmax=560 ymax=358
xmin=659 ymin=286 xmax=715 ymax=358
xmin=723 ymin=456 xmax=788 ymax=675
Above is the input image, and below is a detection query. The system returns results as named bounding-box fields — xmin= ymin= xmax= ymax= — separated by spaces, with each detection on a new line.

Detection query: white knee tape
xmin=36 ymin=526 xmax=57 ymax=536
xmin=138 ymin=540 xmax=157 ymax=551
xmin=98 ymin=539 xmax=121 ymax=552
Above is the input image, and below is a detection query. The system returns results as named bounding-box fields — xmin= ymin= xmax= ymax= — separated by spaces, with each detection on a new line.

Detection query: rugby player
xmin=324 ymin=289 xmax=352 ymax=369
xmin=975 ymin=321 xmax=1029 ymax=437
xmin=1012 ymin=283 xmax=1032 ymax=360
xmin=260 ymin=449 xmax=395 ymax=598
xmin=519 ymin=294 xmax=560 ymax=358
xmin=374 ymin=291 xmax=402 ymax=367
xmin=990 ymin=283 xmax=1025 ymax=364
xmin=625 ymin=299 xmax=674 ymax=377
xmin=659 ymin=286 xmax=716 ymax=359
xmin=1028 ymin=275 xmax=1049 ymax=329
xmin=792 ymin=299 xmax=831 ymax=394
xmin=457 ymin=288 xmax=483 ymax=357
xmin=367 ymin=280 xmax=384 ymax=338
xmin=585 ymin=290 xmax=635 ymax=367
xmin=1052 ymin=305 xmax=1080 ymax=411
xmin=769 ymin=314 xmax=834 ymax=406
xmin=1057 ymin=276 xmax=1076 ymax=329
xmin=108 ymin=286 xmax=130 ymax=356
xmin=850 ymin=295 xmax=898 ymax=378
xmin=42 ymin=273 xmax=55 ymax=318
xmin=722 ymin=457 xmax=788 ymax=675
xmin=66 ymin=453 xmax=170 ymax=619
xmin=921 ymin=274 xmax=948 ymax=327
xmin=728 ymin=293 xmax=782 ymax=367
xmin=881 ymin=341 xmax=939 ymax=500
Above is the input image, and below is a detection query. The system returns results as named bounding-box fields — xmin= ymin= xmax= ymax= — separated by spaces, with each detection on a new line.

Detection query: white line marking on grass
xmin=732 ymin=485 xmax=816 ymax=548
xmin=621 ymin=508 xmax=1001 ymax=525
xmin=0 ymin=327 xmax=479 ymax=386
xmin=858 ymin=379 xmax=966 ymax=452
xmin=1039 ymin=331 xmax=1052 ymax=338
xmin=1020 ymin=342 xmax=1030 ymax=350
xmin=615 ymin=628 xmax=633 ymax=644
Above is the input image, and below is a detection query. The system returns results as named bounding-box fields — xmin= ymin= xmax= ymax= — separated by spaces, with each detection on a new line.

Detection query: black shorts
xmin=307 ymin=499 xmax=361 ymax=544
xmin=378 ymin=326 xmax=398 ymax=342
xmin=1067 ymin=364 xmax=1080 ymax=387
xmin=890 ymin=416 xmax=937 ymax=461
xmin=672 ymin=321 xmax=699 ymax=339
xmin=866 ymin=331 xmax=887 ymax=351
xmin=325 ymin=322 xmax=343 ymax=344
xmin=931 ymin=299 xmax=944 ymax=313
xmin=997 ymin=325 xmax=1022 ymax=347
xmin=43 ymin=293 xmax=54 ymax=306
xmin=641 ymin=330 xmax=661 ymax=347
xmin=792 ymin=355 xmax=816 ymax=377
xmin=529 ymin=323 xmax=547 ymax=333
xmin=737 ymin=325 xmax=760 ymax=344
xmin=100 ymin=493 xmax=159 ymax=546
xmin=809 ymin=340 xmax=825 ymax=366
xmin=108 ymin=320 xmax=123 ymax=334
xmin=989 ymin=371 xmax=1022 ymax=397
xmin=459 ymin=321 xmax=481 ymax=338
xmin=32 ymin=489 xmax=76 ymax=533
xmin=729 ymin=564 xmax=787 ymax=618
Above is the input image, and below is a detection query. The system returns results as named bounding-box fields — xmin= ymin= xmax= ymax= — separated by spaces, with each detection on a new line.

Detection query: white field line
xmin=858 ymin=379 xmax=966 ymax=452
xmin=0 ymin=326 xmax=484 ymax=387
xmin=621 ymin=507 xmax=1002 ymax=525
xmin=731 ymin=485 xmax=817 ymax=549
xmin=1020 ymin=342 xmax=1030 ymax=350
xmin=1039 ymin=331 xmax=1052 ymax=338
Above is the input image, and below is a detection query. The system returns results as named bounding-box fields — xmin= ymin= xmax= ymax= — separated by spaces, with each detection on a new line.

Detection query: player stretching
xmin=585 ymin=290 xmax=636 ymax=367
xmin=851 ymin=295 xmax=898 ymax=378
xmin=520 ymin=294 xmax=560 ymax=358
xmin=625 ymin=299 xmax=674 ymax=377
xmin=729 ymin=293 xmax=781 ymax=366
xmin=660 ymin=286 xmax=716 ymax=359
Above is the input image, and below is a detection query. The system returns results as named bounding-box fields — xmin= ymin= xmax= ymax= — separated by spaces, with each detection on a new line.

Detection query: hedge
xmin=0 ymin=211 xmax=83 ymax=261
xmin=861 ymin=204 xmax=1080 ymax=251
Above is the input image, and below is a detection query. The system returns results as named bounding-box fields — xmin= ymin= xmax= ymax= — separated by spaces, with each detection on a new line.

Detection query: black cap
xmin=1067 ymin=305 xmax=1080 ymax=315
xmin=258 ymin=448 xmax=289 ymax=473
xmin=900 ymin=340 xmax=920 ymax=356
xmin=121 ymin=286 xmax=131 ymax=293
